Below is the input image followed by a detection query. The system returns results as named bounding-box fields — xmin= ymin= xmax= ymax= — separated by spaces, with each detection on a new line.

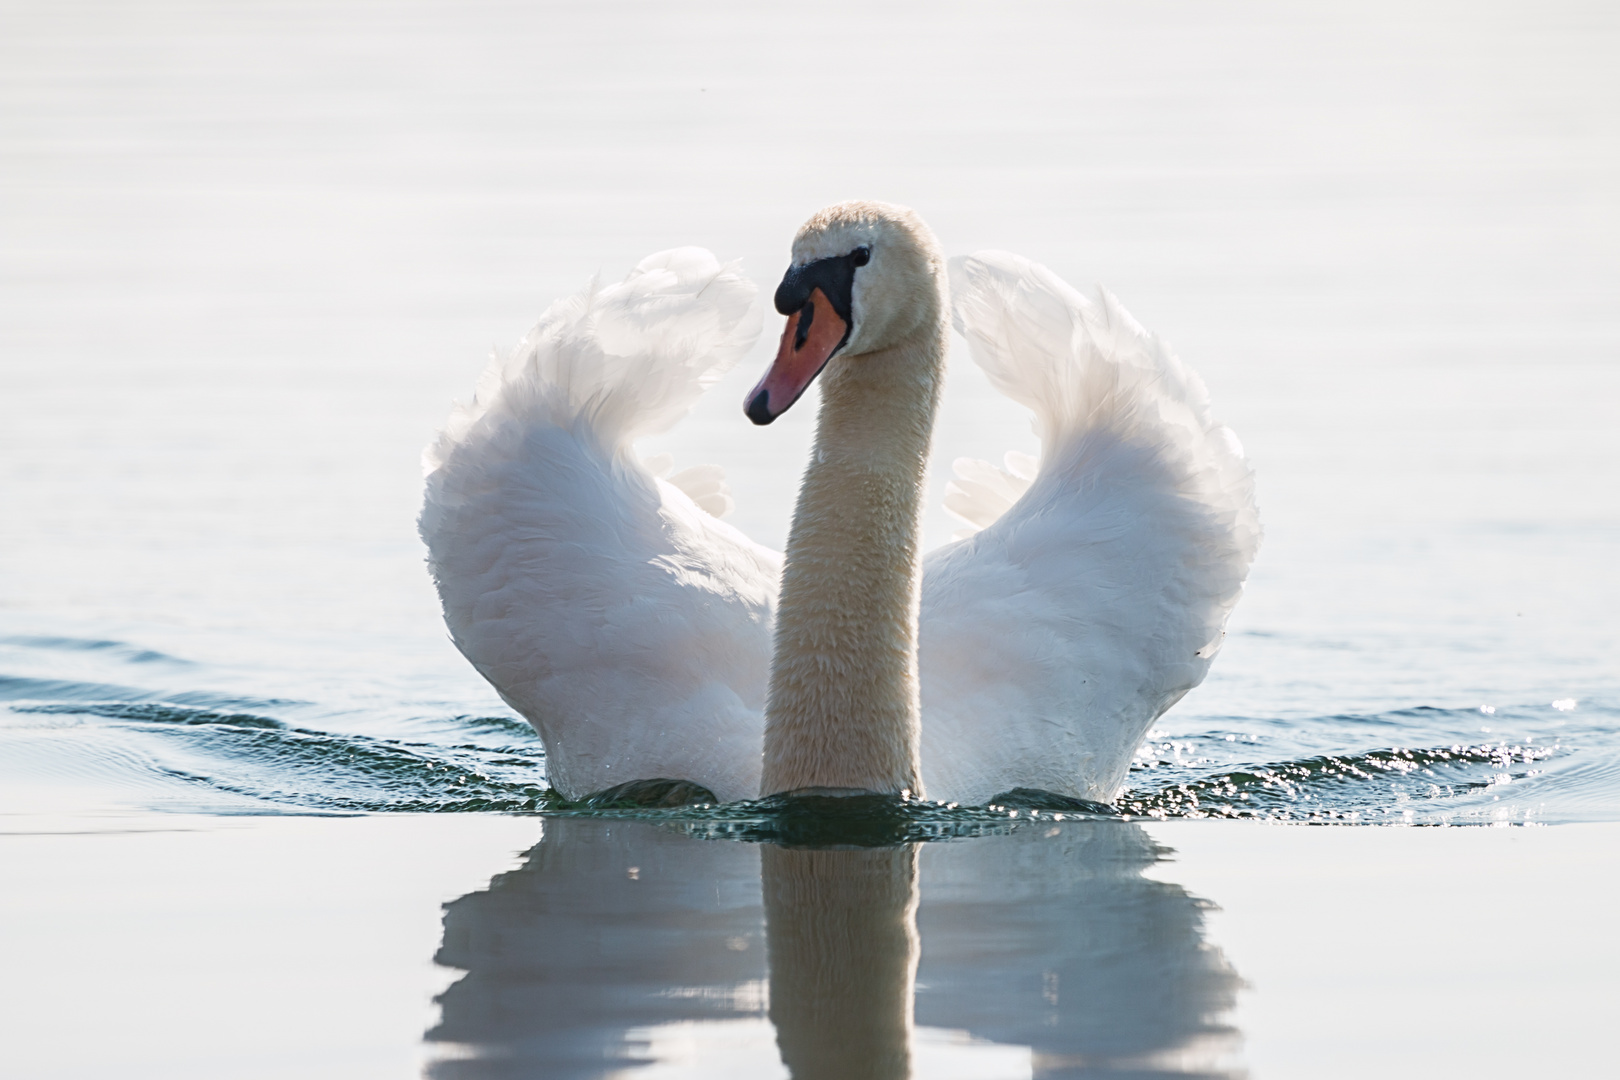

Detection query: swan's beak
xmin=744 ymin=287 xmax=848 ymax=425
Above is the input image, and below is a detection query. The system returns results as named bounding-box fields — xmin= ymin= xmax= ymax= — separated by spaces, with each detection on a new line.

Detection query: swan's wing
xmin=919 ymin=252 xmax=1261 ymax=805
xmin=419 ymin=249 xmax=779 ymax=802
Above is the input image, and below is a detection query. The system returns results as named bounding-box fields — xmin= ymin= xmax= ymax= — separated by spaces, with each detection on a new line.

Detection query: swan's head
xmin=745 ymin=200 xmax=944 ymax=425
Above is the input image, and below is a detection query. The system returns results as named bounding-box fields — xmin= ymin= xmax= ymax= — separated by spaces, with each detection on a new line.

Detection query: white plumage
xmin=919 ymin=253 xmax=1261 ymax=803
xmin=420 ymin=250 xmax=779 ymax=802
xmin=420 ymin=246 xmax=1259 ymax=805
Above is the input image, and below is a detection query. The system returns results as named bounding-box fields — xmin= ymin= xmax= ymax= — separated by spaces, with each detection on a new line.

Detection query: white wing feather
xmin=942 ymin=450 xmax=1039 ymax=539
xmin=919 ymin=252 xmax=1261 ymax=804
xmin=419 ymin=249 xmax=778 ymax=801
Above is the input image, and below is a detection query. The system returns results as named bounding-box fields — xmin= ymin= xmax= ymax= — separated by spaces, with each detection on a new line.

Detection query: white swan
xmin=420 ymin=203 xmax=1260 ymax=806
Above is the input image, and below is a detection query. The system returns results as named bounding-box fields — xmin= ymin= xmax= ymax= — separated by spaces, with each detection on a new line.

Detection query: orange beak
xmin=744 ymin=287 xmax=849 ymax=425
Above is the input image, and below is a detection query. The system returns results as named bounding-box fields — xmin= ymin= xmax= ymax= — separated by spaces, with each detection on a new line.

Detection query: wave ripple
xmin=3 ymin=635 xmax=1616 ymax=824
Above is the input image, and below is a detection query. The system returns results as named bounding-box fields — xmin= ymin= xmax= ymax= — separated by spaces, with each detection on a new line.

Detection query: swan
xmin=419 ymin=202 xmax=1259 ymax=806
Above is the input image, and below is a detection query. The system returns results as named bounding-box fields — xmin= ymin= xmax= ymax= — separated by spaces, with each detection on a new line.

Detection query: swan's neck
xmin=761 ymin=323 xmax=945 ymax=797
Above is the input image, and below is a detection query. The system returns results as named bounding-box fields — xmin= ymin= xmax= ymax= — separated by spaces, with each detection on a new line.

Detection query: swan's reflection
xmin=426 ymin=820 xmax=1240 ymax=1079
xmin=915 ymin=827 xmax=1240 ymax=1078
xmin=764 ymin=845 xmax=920 ymax=1080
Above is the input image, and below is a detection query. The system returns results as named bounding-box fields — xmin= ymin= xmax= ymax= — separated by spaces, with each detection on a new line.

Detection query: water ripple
xmin=3 ymin=648 xmax=1615 ymax=824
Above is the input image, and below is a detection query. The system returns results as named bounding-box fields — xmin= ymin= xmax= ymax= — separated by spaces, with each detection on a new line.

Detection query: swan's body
xmin=421 ymin=206 xmax=1259 ymax=805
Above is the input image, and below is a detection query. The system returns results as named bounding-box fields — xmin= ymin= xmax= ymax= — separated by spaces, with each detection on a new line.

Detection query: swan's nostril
xmin=745 ymin=389 xmax=775 ymax=426
xmin=793 ymin=302 xmax=814 ymax=350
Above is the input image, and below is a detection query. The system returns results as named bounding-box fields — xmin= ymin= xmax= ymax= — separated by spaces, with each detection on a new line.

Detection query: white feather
xmin=943 ymin=451 xmax=1038 ymax=539
xmin=419 ymin=249 xmax=777 ymax=801
xmin=918 ymin=252 xmax=1261 ymax=803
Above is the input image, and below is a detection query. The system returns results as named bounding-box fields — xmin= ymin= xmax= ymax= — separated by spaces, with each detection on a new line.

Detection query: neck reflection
xmin=426 ymin=819 xmax=1240 ymax=1079
xmin=763 ymin=844 xmax=920 ymax=1080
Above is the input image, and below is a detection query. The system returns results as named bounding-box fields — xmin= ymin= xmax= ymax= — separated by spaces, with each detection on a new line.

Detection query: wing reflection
xmin=916 ymin=826 xmax=1241 ymax=1078
xmin=426 ymin=819 xmax=1241 ymax=1079
xmin=427 ymin=818 xmax=769 ymax=1078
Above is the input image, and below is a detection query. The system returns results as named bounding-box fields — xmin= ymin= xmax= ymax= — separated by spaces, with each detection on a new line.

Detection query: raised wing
xmin=919 ymin=252 xmax=1261 ymax=805
xmin=419 ymin=249 xmax=779 ymax=802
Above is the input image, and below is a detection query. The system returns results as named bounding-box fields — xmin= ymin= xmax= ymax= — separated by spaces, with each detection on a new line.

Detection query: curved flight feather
xmin=918 ymin=252 xmax=1261 ymax=804
xmin=419 ymin=249 xmax=778 ymax=802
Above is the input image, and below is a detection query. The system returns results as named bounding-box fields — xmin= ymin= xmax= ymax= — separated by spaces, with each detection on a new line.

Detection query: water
xmin=425 ymin=817 xmax=1242 ymax=1079
xmin=3 ymin=632 xmax=1613 ymax=825
xmin=2 ymin=0 xmax=1618 ymax=1076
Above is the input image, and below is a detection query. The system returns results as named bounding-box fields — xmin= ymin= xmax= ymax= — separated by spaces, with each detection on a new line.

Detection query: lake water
xmin=2 ymin=0 xmax=1617 ymax=1076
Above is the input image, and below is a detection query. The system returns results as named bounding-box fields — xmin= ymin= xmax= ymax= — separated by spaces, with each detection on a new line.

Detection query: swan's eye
xmin=850 ymin=246 xmax=870 ymax=267
xmin=793 ymin=300 xmax=814 ymax=350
